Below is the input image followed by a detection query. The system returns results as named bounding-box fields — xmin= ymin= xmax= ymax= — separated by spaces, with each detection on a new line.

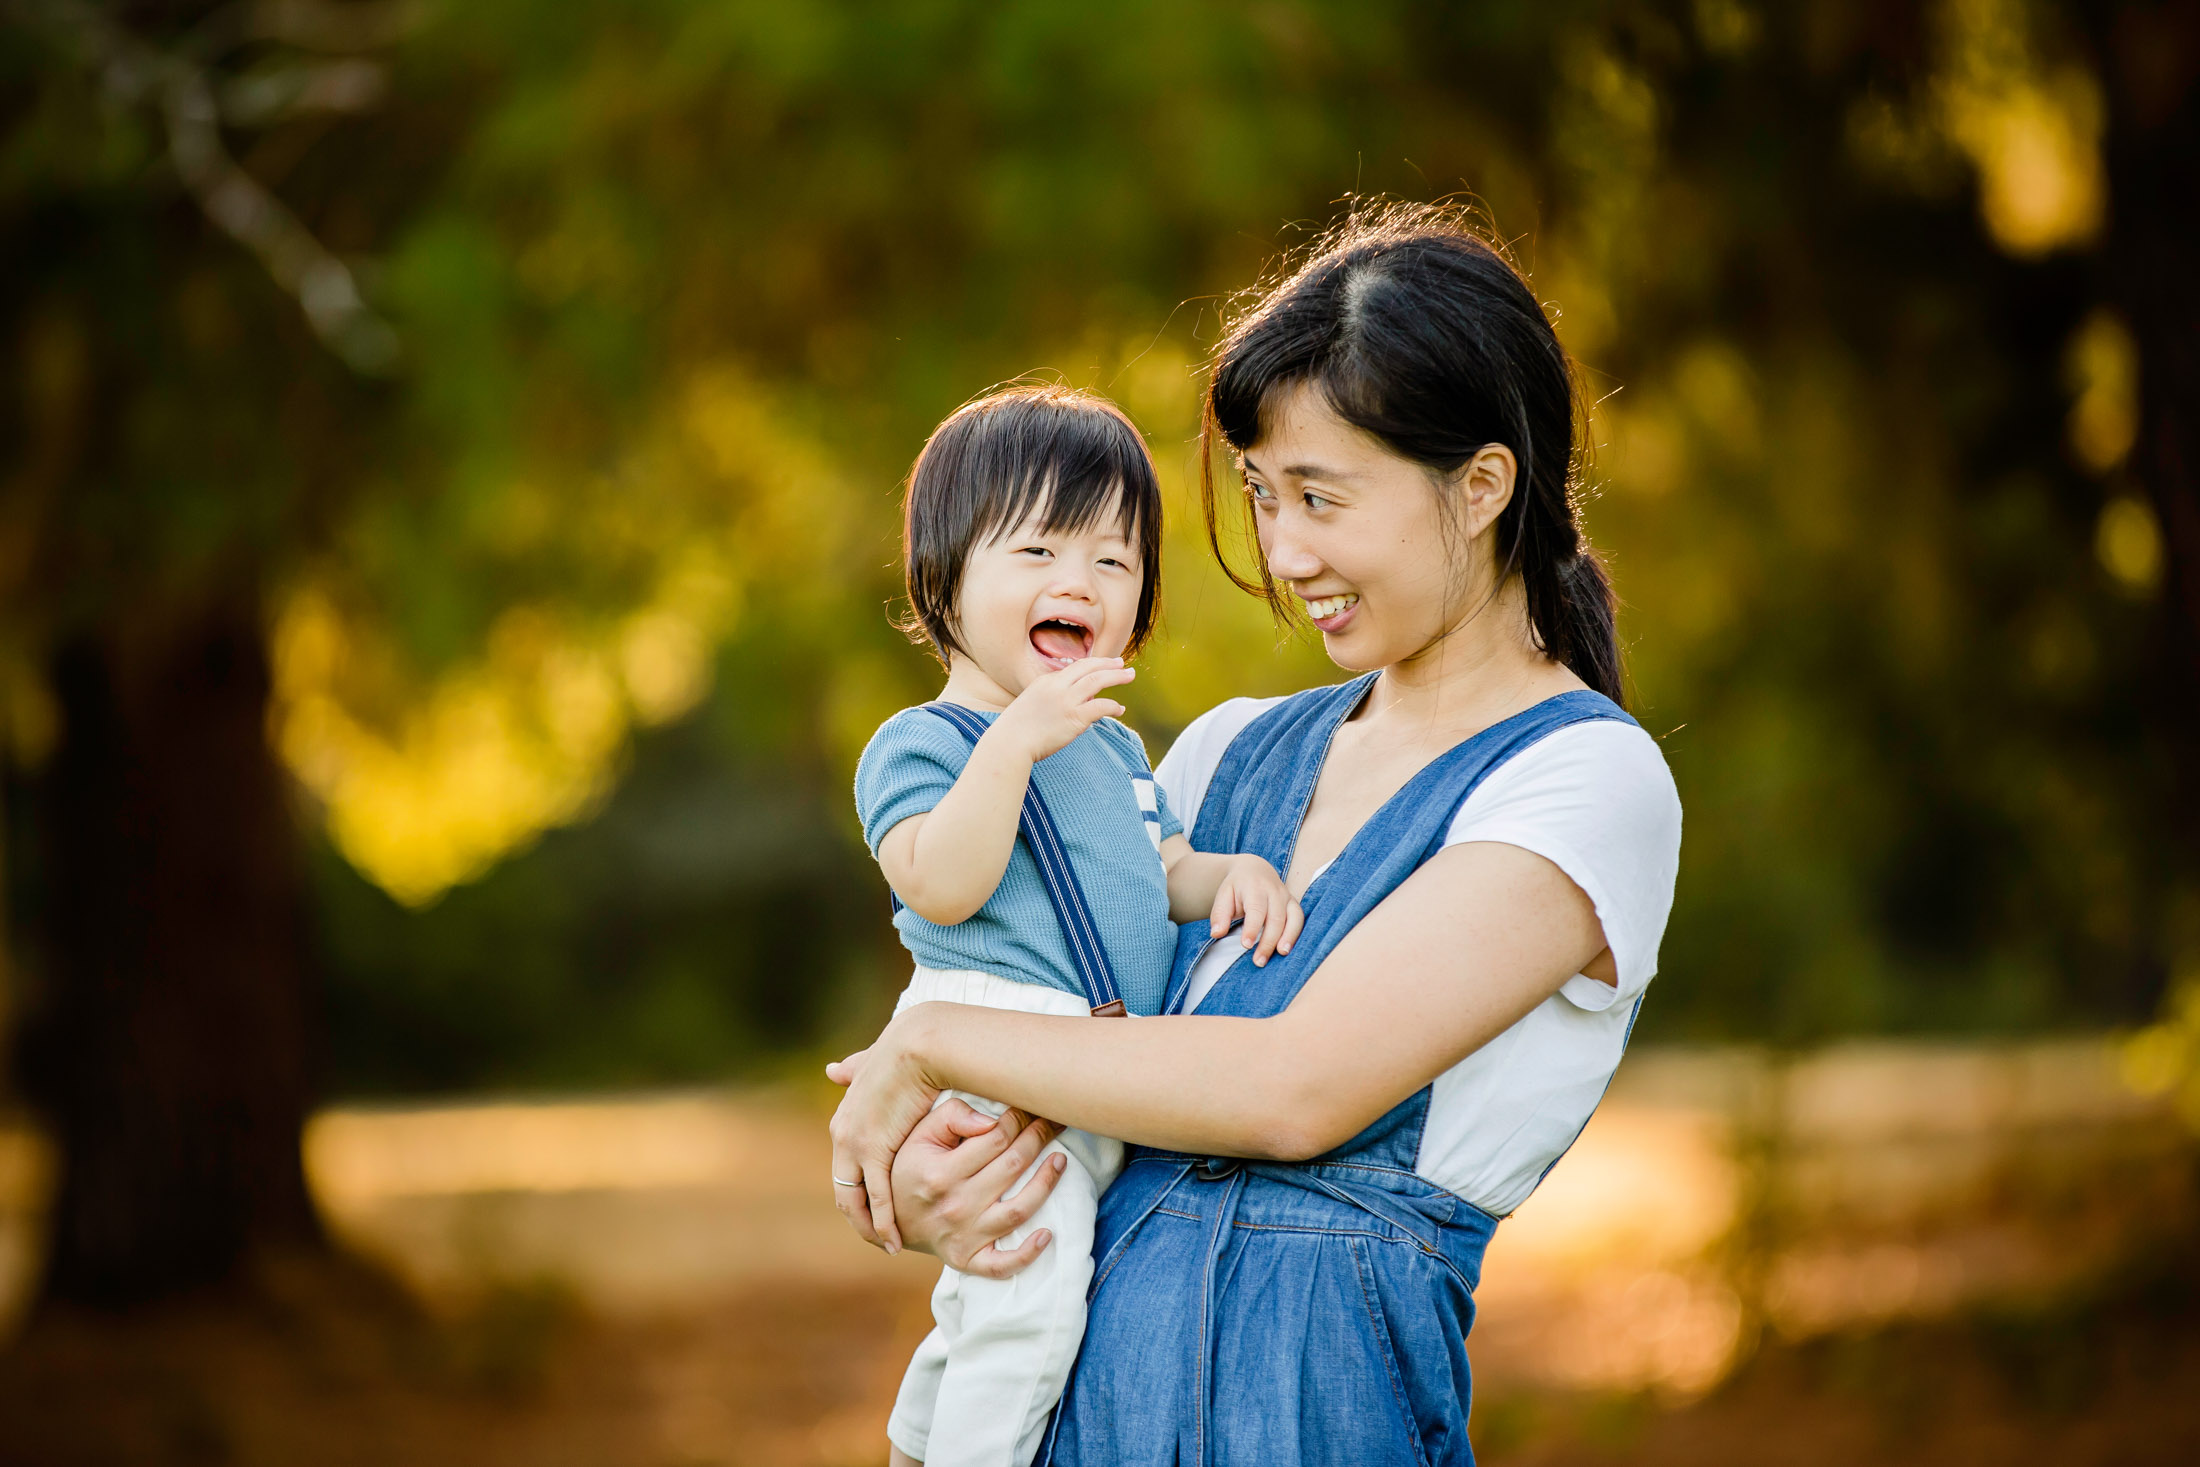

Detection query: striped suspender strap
xmin=911 ymin=702 xmax=1128 ymax=1018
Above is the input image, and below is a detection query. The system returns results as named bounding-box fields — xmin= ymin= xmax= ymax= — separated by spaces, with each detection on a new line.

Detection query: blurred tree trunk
xmin=2094 ymin=1 xmax=2200 ymax=676
xmin=16 ymin=598 xmax=321 ymax=1305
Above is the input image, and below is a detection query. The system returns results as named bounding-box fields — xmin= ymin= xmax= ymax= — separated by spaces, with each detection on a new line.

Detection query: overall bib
xmin=1041 ymin=679 xmax=1636 ymax=1467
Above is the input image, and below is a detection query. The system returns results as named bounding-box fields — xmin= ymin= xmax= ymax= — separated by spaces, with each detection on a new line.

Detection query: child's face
xmin=949 ymin=506 xmax=1144 ymax=700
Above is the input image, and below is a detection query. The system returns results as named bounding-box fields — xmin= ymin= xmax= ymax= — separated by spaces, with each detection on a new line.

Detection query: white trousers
xmin=885 ymin=968 xmax=1125 ymax=1467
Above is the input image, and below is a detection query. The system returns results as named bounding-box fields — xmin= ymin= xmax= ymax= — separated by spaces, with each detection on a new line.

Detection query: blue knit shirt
xmin=854 ymin=709 xmax=1183 ymax=1017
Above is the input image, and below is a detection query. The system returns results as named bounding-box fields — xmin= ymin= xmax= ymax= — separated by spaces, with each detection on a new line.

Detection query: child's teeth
xmin=1305 ymin=594 xmax=1359 ymax=620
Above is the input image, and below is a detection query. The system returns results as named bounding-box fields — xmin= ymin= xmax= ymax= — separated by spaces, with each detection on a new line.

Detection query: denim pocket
xmin=1350 ymin=1236 xmax=1440 ymax=1467
xmin=1348 ymin=1233 xmax=1478 ymax=1466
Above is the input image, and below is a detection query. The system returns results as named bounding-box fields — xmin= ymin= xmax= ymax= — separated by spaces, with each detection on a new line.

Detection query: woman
xmin=830 ymin=204 xmax=1682 ymax=1464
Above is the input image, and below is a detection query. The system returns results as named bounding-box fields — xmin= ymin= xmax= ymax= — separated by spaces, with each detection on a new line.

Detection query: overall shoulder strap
xmin=1189 ymin=674 xmax=1379 ymax=867
xmin=1178 ymin=688 xmax=1637 ymax=1023
xmin=906 ymin=703 xmax=1127 ymax=1017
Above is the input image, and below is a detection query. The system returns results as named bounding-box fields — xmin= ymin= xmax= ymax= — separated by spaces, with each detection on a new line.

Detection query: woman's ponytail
xmin=1534 ymin=551 xmax=1622 ymax=705
xmin=1206 ymin=201 xmax=1626 ymax=708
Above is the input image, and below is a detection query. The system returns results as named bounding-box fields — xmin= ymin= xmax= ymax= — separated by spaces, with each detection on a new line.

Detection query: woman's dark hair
xmin=1203 ymin=202 xmax=1623 ymax=705
xmin=900 ymin=384 xmax=1163 ymax=665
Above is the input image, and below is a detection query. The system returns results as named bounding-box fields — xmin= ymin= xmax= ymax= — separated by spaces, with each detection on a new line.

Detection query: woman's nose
xmin=1261 ymin=516 xmax=1324 ymax=583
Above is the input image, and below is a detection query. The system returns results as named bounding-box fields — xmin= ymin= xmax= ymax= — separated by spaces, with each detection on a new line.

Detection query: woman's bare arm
xmin=829 ymin=838 xmax=1609 ymax=1247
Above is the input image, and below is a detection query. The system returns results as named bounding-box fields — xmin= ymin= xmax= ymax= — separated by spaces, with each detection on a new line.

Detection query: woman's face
xmin=1241 ymin=384 xmax=1513 ymax=672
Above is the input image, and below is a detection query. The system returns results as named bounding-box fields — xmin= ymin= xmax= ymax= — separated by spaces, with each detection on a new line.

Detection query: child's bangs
xmin=976 ymin=424 xmax=1161 ymax=563
xmin=974 ymin=455 xmax=1148 ymax=553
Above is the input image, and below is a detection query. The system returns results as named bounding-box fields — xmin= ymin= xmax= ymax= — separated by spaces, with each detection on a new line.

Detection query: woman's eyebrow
xmin=1242 ymin=452 xmax=1360 ymax=483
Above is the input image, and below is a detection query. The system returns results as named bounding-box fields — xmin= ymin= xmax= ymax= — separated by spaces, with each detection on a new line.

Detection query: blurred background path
xmin=2 ymin=1037 xmax=2191 ymax=1464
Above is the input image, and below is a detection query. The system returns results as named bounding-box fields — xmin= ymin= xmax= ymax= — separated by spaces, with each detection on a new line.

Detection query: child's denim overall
xmin=1040 ymin=678 xmax=1636 ymax=1466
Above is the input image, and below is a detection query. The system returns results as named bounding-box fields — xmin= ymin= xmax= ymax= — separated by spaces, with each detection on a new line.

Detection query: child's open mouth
xmin=1029 ymin=618 xmax=1095 ymax=668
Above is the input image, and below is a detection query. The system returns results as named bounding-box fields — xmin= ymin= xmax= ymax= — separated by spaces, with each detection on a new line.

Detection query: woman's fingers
xmin=924 ymin=1100 xmax=1018 ymax=1179
xmin=978 ymin=1151 xmax=1068 ymax=1240
xmin=864 ymin=1151 xmax=900 ymax=1254
xmin=956 ymin=1227 xmax=1055 ymax=1281
xmin=824 ymin=1045 xmax=870 ymax=1088
xmin=973 ymin=1113 xmax=1062 ymax=1200
xmin=832 ymin=1105 xmax=901 ymax=1253
xmin=936 ymin=1099 xmax=1002 ymax=1139
xmin=830 ymin=1134 xmax=882 ymax=1248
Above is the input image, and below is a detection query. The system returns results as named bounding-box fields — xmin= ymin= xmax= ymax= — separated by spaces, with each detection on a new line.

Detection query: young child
xmin=852 ymin=385 xmax=1301 ymax=1467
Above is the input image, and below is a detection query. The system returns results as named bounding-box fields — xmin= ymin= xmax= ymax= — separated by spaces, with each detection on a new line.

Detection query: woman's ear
xmin=1455 ymin=444 xmax=1517 ymax=540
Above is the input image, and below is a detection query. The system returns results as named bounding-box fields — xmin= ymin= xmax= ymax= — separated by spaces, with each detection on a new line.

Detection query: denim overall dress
xmin=1040 ymin=678 xmax=1637 ymax=1466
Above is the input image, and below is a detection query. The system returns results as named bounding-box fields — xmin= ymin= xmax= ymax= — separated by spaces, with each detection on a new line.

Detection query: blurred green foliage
xmin=4 ymin=0 xmax=2191 ymax=1094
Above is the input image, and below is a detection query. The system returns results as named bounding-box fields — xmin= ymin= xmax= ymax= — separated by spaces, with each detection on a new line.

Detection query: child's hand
xmin=988 ymin=657 xmax=1136 ymax=765
xmin=1209 ymin=854 xmax=1303 ymax=967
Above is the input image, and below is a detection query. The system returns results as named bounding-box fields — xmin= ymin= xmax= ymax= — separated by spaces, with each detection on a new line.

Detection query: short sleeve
xmin=1442 ymin=720 xmax=1683 ymax=1012
xmin=1151 ymin=775 xmax=1184 ymax=841
xmin=852 ymin=710 xmax=975 ymax=855
xmin=1097 ymin=718 xmax=1186 ymax=841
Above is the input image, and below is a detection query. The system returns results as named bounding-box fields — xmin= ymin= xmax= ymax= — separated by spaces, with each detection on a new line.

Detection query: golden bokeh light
xmin=2096 ymin=495 xmax=2165 ymax=596
xmin=1936 ymin=0 xmax=2105 ymax=257
xmin=2066 ymin=308 xmax=2140 ymax=475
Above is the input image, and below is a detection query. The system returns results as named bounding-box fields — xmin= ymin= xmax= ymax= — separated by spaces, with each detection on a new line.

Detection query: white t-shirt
xmin=1154 ymin=694 xmax=1683 ymax=1218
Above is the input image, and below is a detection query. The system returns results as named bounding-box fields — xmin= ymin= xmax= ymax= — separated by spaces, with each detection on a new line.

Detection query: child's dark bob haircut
xmin=899 ymin=384 xmax=1163 ymax=665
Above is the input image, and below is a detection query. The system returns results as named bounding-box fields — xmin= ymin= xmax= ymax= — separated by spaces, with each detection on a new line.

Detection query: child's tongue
xmin=1030 ymin=623 xmax=1089 ymax=664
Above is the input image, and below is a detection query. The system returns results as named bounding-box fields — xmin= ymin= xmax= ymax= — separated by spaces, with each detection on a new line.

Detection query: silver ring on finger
xmin=832 ymin=1173 xmax=862 ymax=1187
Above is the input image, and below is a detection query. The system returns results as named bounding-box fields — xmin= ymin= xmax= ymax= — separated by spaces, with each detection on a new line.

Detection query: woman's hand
xmin=826 ymin=1006 xmax=950 ymax=1252
xmin=892 ymin=1100 xmax=1069 ymax=1277
xmin=827 ymin=1008 xmax=1070 ymax=1269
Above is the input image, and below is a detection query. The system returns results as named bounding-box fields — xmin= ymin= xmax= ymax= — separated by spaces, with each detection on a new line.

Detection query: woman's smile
xmin=1301 ymin=592 xmax=1360 ymax=631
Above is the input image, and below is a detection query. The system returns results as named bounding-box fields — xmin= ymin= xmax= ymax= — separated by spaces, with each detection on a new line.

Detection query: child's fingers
xmin=1280 ymin=898 xmax=1305 ymax=956
xmin=1241 ymin=888 xmax=1273 ymax=963
xmin=1051 ymin=658 xmax=1130 ymax=696
xmin=1254 ymin=897 xmax=1290 ymax=964
xmin=1209 ymin=884 xmax=1238 ymax=939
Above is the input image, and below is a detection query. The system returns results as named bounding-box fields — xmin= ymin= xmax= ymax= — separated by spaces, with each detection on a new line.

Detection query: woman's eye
xmin=1246 ymin=481 xmax=1275 ymax=504
xmin=1304 ymin=492 xmax=1332 ymax=510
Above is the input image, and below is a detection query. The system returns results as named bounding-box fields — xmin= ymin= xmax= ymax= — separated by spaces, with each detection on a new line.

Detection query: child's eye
xmin=1018 ymin=546 xmax=1054 ymax=558
xmin=1098 ymin=557 xmax=1134 ymax=572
